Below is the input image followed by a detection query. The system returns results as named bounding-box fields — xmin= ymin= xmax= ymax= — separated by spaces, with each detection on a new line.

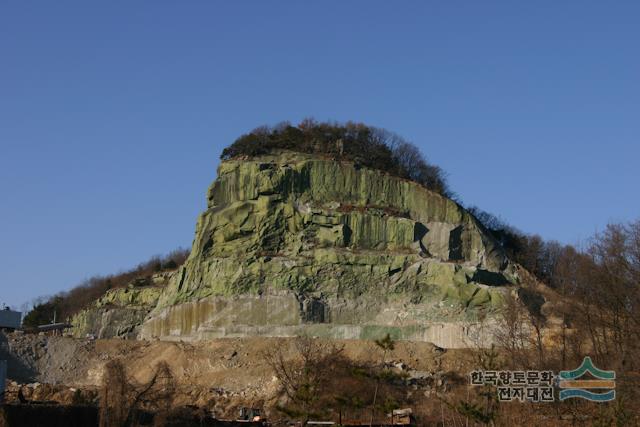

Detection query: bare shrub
xmin=100 ymin=360 xmax=128 ymax=427
xmin=99 ymin=360 xmax=175 ymax=427
xmin=263 ymin=337 xmax=409 ymax=425
xmin=263 ymin=338 xmax=345 ymax=422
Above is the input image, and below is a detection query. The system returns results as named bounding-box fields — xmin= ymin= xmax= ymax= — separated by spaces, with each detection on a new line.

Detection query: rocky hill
xmin=99 ymin=149 xmax=521 ymax=347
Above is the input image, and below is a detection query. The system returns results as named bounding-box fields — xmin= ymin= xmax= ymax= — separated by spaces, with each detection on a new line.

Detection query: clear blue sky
xmin=1 ymin=2 xmax=639 ymax=310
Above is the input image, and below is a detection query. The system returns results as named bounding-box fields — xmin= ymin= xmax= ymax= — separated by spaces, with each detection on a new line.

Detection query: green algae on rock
xmin=137 ymin=151 xmax=519 ymax=347
xmin=71 ymin=285 xmax=164 ymax=339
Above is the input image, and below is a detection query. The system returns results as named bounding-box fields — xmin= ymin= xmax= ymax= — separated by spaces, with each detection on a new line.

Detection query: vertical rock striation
xmin=139 ymin=151 xmax=518 ymax=347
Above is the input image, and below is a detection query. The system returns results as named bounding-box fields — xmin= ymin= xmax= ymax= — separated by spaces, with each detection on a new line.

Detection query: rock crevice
xmin=134 ymin=152 xmax=519 ymax=347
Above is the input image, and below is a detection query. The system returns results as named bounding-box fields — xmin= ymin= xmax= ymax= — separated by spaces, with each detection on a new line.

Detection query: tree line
xmin=461 ymin=209 xmax=640 ymax=424
xmin=22 ymin=248 xmax=189 ymax=327
xmin=221 ymin=119 xmax=451 ymax=197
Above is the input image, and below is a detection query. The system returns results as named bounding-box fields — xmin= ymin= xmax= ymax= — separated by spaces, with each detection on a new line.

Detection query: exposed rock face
xmin=139 ymin=151 xmax=518 ymax=347
xmin=71 ymin=285 xmax=163 ymax=339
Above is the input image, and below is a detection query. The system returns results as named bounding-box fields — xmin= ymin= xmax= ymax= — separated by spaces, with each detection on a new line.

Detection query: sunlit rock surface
xmin=71 ymin=285 xmax=163 ymax=339
xmin=138 ymin=151 xmax=518 ymax=347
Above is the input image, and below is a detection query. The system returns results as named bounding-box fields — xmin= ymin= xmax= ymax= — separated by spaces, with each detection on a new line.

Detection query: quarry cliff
xmin=114 ymin=150 xmax=522 ymax=347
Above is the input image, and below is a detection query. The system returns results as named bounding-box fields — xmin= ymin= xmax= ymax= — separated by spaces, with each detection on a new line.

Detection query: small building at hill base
xmin=0 ymin=309 xmax=21 ymax=331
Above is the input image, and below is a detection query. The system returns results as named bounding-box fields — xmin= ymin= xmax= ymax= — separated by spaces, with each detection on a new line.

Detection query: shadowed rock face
xmin=138 ymin=151 xmax=518 ymax=347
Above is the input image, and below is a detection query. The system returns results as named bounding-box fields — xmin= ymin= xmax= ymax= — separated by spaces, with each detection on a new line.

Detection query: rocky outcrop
xmin=71 ymin=285 xmax=163 ymax=339
xmin=139 ymin=151 xmax=519 ymax=347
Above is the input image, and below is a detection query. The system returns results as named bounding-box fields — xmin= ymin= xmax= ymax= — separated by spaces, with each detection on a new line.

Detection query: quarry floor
xmin=2 ymin=332 xmax=624 ymax=426
xmin=1 ymin=332 xmax=469 ymax=419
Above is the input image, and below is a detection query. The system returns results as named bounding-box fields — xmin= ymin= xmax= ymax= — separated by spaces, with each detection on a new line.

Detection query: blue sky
xmin=1 ymin=2 xmax=639 ymax=310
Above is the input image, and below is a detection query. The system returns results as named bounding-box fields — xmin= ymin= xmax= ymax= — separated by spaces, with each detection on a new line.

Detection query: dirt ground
xmin=4 ymin=332 xmax=629 ymax=425
xmin=1 ymin=331 xmax=469 ymax=419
